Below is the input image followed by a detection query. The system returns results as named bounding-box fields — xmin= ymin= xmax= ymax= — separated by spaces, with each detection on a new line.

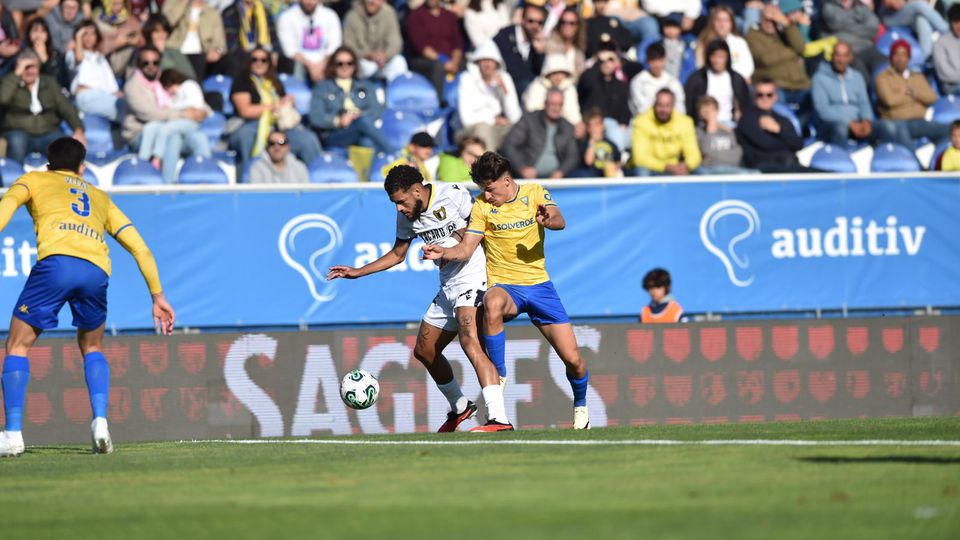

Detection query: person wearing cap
xmin=875 ymin=39 xmax=951 ymax=149
xmin=577 ymin=41 xmax=640 ymax=152
xmin=524 ymin=53 xmax=582 ymax=137
xmin=492 ymin=3 xmax=546 ymax=97
xmin=381 ymin=131 xmax=436 ymax=180
xmin=500 ymin=88 xmax=580 ymax=179
xmin=457 ymin=40 xmax=522 ymax=153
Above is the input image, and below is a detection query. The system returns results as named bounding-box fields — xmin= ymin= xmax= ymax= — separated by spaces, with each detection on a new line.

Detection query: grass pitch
xmin=2 ymin=417 xmax=959 ymax=540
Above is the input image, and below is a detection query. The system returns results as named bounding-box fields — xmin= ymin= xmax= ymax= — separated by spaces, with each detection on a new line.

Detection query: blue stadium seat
xmin=203 ymin=74 xmax=234 ymax=116
xmin=386 ymin=72 xmax=439 ymax=118
xmin=308 ymin=153 xmax=358 ymax=183
xmin=83 ymin=113 xmax=114 ymax=154
xmin=82 ymin=166 xmax=99 ymax=185
xmin=932 ymin=95 xmax=960 ymax=124
xmin=278 ymin=73 xmax=312 ymax=116
xmin=201 ymin=112 xmax=227 ymax=149
xmin=875 ymin=27 xmax=924 ymax=69
xmin=369 ymin=152 xmax=398 ymax=182
xmin=810 ymin=144 xmax=857 ymax=173
xmin=771 ymin=102 xmax=801 ymax=135
xmin=239 ymin=159 xmax=253 ymax=183
xmin=443 ymin=72 xmax=461 ymax=111
xmin=381 ymin=109 xmax=426 ymax=152
xmin=178 ymin=156 xmax=229 ymax=184
xmin=24 ymin=152 xmax=46 ymax=169
xmin=680 ymin=46 xmax=697 ymax=84
xmin=113 ymin=157 xmax=164 ymax=185
xmin=871 ymin=143 xmax=921 ymax=172
xmin=0 ymin=158 xmax=25 ymax=186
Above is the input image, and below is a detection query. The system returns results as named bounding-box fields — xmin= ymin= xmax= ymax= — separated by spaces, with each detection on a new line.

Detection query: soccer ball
xmin=340 ymin=369 xmax=380 ymax=410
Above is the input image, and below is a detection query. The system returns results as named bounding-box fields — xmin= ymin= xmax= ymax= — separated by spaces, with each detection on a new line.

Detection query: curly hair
xmin=384 ymin=164 xmax=424 ymax=194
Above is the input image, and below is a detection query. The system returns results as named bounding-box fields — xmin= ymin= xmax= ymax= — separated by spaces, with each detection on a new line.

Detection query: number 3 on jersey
xmin=70 ymin=188 xmax=90 ymax=217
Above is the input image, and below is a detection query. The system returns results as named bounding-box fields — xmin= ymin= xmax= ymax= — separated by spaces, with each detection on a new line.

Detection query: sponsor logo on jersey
xmin=492 ymin=218 xmax=536 ymax=231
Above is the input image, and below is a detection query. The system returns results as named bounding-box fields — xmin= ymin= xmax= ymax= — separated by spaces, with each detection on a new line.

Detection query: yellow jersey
xmin=5 ymin=170 xmax=131 ymax=276
xmin=466 ymin=182 xmax=556 ymax=286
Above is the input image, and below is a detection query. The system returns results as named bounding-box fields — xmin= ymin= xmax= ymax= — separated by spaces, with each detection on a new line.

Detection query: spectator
xmin=229 ymin=45 xmax=322 ymax=166
xmin=405 ymin=0 xmax=464 ymax=103
xmin=91 ymin=0 xmax=142 ymax=79
xmin=600 ymin=0 xmax=660 ymax=45
xmin=249 ymin=130 xmax=310 ymax=183
xmin=25 ymin=18 xmax=66 ymax=85
xmin=696 ymin=5 xmax=754 ymax=81
xmin=545 ymin=7 xmax=585 ymax=79
xmin=343 ymin=0 xmax=407 ymax=82
xmin=640 ymin=268 xmax=683 ymax=324
xmin=44 ymin=0 xmax=83 ymax=51
xmin=642 ymin=0 xmax=702 ymax=33
xmin=500 ymin=88 xmax=581 ymax=179
xmin=629 ymin=42 xmax=685 ymax=116
xmin=222 ymin=0 xmax=278 ymax=78
xmin=457 ymin=40 xmax=522 ymax=154
xmin=578 ymin=41 xmax=640 ymax=152
xmin=933 ymin=4 xmax=960 ymax=95
xmin=695 ymin=96 xmax=752 ymax=175
xmin=684 ymin=38 xmax=750 ymax=126
xmin=436 ymin=134 xmax=485 ymax=182
xmin=630 ymin=88 xmax=701 ymax=176
xmin=524 ymin=53 xmax=582 ymax=136
xmin=880 ymin=0 xmax=947 ymax=60
xmin=67 ymin=22 xmax=123 ymax=122
xmin=493 ymin=3 xmax=545 ymax=98
xmin=876 ymin=40 xmax=951 ymax=149
xmin=571 ymin=107 xmax=621 ymax=178
xmin=659 ymin=17 xmax=685 ymax=80
xmin=812 ymin=40 xmax=896 ymax=146
xmin=0 ymin=51 xmax=85 ymax=163
xmin=464 ymin=0 xmax=513 ymax=49
xmin=308 ymin=46 xmax=393 ymax=154
xmin=0 ymin=2 xmax=21 ymax=78
xmin=381 ymin=131 xmax=436 ymax=180
xmin=746 ymin=5 xmax=810 ymax=114
xmin=940 ymin=120 xmax=960 ymax=171
xmin=163 ymin=0 xmax=228 ymax=80
xmin=142 ymin=14 xmax=198 ymax=80
xmin=277 ymin=0 xmax=341 ymax=83
xmin=737 ymin=77 xmax=814 ymax=173
xmin=585 ymin=0 xmax=635 ymax=60
xmin=820 ymin=0 xmax=886 ymax=80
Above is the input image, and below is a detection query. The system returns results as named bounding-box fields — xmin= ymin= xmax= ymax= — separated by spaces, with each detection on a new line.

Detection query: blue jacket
xmin=811 ymin=62 xmax=874 ymax=125
xmin=308 ymin=79 xmax=384 ymax=131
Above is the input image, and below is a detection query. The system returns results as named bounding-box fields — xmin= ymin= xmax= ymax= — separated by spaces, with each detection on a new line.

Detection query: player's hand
xmin=327 ymin=265 xmax=360 ymax=280
xmin=152 ymin=293 xmax=175 ymax=335
xmin=422 ymin=244 xmax=444 ymax=260
xmin=535 ymin=204 xmax=549 ymax=225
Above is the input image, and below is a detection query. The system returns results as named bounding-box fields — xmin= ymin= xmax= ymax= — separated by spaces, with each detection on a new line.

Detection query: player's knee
xmin=412 ymin=344 xmax=434 ymax=366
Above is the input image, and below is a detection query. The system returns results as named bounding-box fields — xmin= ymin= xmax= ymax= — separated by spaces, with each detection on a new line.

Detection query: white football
xmin=340 ymin=369 xmax=380 ymax=410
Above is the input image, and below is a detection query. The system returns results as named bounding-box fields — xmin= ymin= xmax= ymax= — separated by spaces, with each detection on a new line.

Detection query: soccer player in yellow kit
xmin=423 ymin=152 xmax=591 ymax=429
xmin=0 ymin=138 xmax=175 ymax=457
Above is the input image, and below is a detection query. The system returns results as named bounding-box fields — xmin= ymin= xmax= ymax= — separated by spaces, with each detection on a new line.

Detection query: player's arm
xmin=423 ymin=231 xmax=482 ymax=262
xmin=327 ymin=237 xmax=411 ymax=280
xmin=536 ymin=204 xmax=565 ymax=230
xmin=0 ymin=183 xmax=31 ymax=232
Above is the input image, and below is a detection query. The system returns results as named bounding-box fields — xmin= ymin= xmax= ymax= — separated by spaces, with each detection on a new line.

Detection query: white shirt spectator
xmin=458 ymin=41 xmax=522 ymax=128
xmin=706 ymin=69 xmax=734 ymax=124
xmin=629 ymin=69 xmax=686 ymax=116
xmin=69 ymin=50 xmax=119 ymax=95
xmin=464 ymin=0 xmax=513 ymax=48
xmin=277 ymin=2 xmax=342 ymax=64
xmin=641 ymin=0 xmax=701 ymax=19
xmin=170 ymin=79 xmax=212 ymax=113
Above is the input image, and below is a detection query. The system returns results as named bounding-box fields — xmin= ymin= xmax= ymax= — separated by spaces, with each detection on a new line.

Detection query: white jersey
xmin=396 ymin=182 xmax=486 ymax=287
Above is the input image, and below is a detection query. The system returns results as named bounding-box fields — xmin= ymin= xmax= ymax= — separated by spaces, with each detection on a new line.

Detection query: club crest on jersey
xmin=544 ymin=193 xmax=552 ymax=200
xmin=433 ymin=207 xmax=447 ymax=221
xmin=520 ymin=196 xmax=529 ymax=206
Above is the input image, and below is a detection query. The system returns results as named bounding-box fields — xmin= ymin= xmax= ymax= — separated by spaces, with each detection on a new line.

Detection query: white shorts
xmin=422 ymin=279 xmax=487 ymax=332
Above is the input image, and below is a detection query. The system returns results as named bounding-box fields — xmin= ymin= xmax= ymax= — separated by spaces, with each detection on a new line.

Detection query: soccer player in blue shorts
xmin=0 ymin=138 xmax=175 ymax=456
xmin=423 ymin=152 xmax=591 ymax=429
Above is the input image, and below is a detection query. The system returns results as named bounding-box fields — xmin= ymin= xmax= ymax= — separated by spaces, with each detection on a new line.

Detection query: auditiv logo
xmin=771 ymin=216 xmax=926 ymax=259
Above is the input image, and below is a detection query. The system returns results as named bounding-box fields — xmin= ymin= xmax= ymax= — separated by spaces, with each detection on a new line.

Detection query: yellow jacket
xmin=631 ymin=109 xmax=702 ymax=172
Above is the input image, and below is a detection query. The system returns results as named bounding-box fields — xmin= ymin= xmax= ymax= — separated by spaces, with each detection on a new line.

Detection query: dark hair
xmin=137 ymin=45 xmax=162 ymax=64
xmin=522 ymin=3 xmax=547 ymax=19
xmin=384 ymin=165 xmax=424 ymax=194
xmin=469 ymin=0 xmax=505 ymax=13
xmin=240 ymin=46 xmax=282 ymax=89
xmin=324 ymin=45 xmax=358 ymax=80
xmin=584 ymin=106 xmax=604 ymax=122
xmin=642 ymin=268 xmax=671 ymax=292
xmin=159 ymin=69 xmax=188 ymax=87
xmin=705 ymin=38 xmax=731 ymax=71
xmin=457 ymin=134 xmax=485 ymax=152
xmin=754 ymin=76 xmax=776 ymax=88
xmin=26 ymin=18 xmax=54 ymax=56
xmin=551 ymin=7 xmax=586 ymax=51
xmin=73 ymin=20 xmax=103 ymax=51
xmin=142 ymin=14 xmax=172 ymax=47
xmin=949 ymin=3 xmax=960 ymax=23
xmin=951 ymin=119 xmax=960 ymax=133
xmin=597 ymin=40 xmax=620 ymax=55
xmin=645 ymin=42 xmax=666 ymax=62
xmin=470 ymin=151 xmax=511 ymax=186
xmin=47 ymin=137 xmax=86 ymax=173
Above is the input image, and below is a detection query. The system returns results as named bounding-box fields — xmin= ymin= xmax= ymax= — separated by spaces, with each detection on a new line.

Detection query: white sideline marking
xmin=180 ymin=439 xmax=960 ymax=447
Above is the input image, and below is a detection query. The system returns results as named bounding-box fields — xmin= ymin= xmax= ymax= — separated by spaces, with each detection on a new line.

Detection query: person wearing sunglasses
xmin=545 ymin=7 xmax=585 ymax=80
xmin=736 ymin=77 xmax=817 ymax=174
xmin=249 ymin=130 xmax=309 ymax=183
xmin=492 ymin=2 xmax=547 ymax=97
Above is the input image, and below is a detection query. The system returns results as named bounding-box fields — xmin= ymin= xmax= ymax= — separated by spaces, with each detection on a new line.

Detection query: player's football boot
xmin=468 ymin=420 xmax=515 ymax=432
xmin=0 ymin=431 xmax=25 ymax=457
xmin=499 ymin=376 xmax=508 ymax=391
xmin=91 ymin=417 xmax=114 ymax=454
xmin=573 ymin=406 xmax=590 ymax=430
xmin=437 ymin=401 xmax=478 ymax=433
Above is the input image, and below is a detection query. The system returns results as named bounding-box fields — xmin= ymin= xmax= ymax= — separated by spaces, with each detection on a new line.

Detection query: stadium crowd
xmin=0 ymin=0 xmax=958 ymax=184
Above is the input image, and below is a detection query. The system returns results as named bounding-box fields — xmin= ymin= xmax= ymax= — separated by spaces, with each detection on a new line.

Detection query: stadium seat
xmin=308 ymin=153 xmax=358 ymax=183
xmin=932 ymin=95 xmax=960 ymax=124
xmin=201 ymin=112 xmax=227 ymax=149
xmin=0 ymin=158 xmax=25 ymax=186
xmin=810 ymin=144 xmax=857 ymax=173
xmin=278 ymin=73 xmax=312 ymax=116
xmin=82 ymin=113 xmax=115 ymax=154
xmin=381 ymin=109 xmax=426 ymax=152
xmin=369 ymin=152 xmax=398 ymax=182
xmin=875 ymin=27 xmax=924 ymax=69
xmin=113 ymin=157 xmax=164 ymax=185
xmin=238 ymin=159 xmax=253 ymax=183
xmin=178 ymin=156 xmax=229 ymax=184
xmin=443 ymin=72 xmax=461 ymax=111
xmin=930 ymin=141 xmax=951 ymax=170
xmin=680 ymin=46 xmax=697 ymax=84
xmin=24 ymin=153 xmax=46 ymax=169
xmin=771 ymin=103 xmax=801 ymax=135
xmin=203 ymin=74 xmax=234 ymax=116
xmin=386 ymin=72 xmax=440 ymax=118
xmin=871 ymin=143 xmax=921 ymax=172
xmin=82 ymin=166 xmax=99 ymax=185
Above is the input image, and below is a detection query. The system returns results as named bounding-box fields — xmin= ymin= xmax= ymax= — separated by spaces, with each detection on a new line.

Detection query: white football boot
xmin=573 ymin=406 xmax=590 ymax=430
xmin=91 ymin=417 xmax=114 ymax=454
xmin=0 ymin=431 xmax=25 ymax=457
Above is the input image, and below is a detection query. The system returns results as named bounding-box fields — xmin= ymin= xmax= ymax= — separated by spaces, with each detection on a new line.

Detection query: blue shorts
xmin=496 ymin=281 xmax=570 ymax=325
xmin=13 ymin=255 xmax=109 ymax=331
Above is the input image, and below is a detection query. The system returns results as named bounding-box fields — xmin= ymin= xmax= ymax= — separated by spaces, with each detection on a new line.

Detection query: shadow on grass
xmin=26 ymin=446 xmax=91 ymax=456
xmin=798 ymin=456 xmax=960 ymax=465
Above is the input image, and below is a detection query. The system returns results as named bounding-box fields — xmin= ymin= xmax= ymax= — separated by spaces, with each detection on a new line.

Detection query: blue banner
xmin=1 ymin=177 xmax=958 ymax=330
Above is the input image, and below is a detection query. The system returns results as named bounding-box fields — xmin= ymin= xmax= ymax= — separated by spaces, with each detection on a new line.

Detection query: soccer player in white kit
xmin=327 ymin=165 xmax=512 ymax=432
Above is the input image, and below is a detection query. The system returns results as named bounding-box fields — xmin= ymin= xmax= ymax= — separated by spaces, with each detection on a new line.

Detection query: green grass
xmin=3 ymin=418 xmax=960 ymax=539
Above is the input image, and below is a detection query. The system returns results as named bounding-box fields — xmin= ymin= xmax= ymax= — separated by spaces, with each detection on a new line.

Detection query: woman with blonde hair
xmin=696 ymin=5 xmax=754 ymax=81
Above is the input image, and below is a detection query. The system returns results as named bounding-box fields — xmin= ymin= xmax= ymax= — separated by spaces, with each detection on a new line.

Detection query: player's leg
xmin=0 ymin=317 xmax=42 ymax=456
xmin=480 ymin=286 xmax=520 ymax=386
xmin=415 ymin=304 xmax=478 ymax=432
xmin=455 ymin=304 xmax=512 ymax=431
xmin=70 ymin=261 xmax=113 ymax=453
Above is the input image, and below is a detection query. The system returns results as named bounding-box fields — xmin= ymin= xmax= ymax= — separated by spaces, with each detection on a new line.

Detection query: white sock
xmin=481 ymin=385 xmax=508 ymax=424
xmin=437 ymin=379 xmax=468 ymax=414
xmin=3 ymin=430 xmax=23 ymax=443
